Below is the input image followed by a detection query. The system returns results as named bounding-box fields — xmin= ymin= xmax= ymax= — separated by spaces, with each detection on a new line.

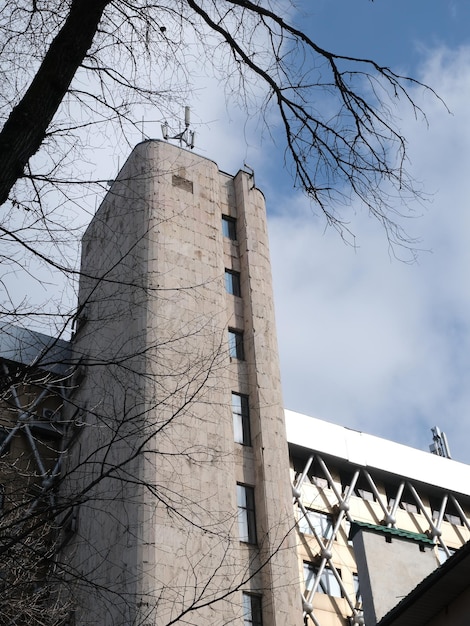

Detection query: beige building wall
xmin=287 ymin=412 xmax=470 ymax=626
xmin=64 ymin=141 xmax=302 ymax=625
xmin=291 ymin=455 xmax=470 ymax=626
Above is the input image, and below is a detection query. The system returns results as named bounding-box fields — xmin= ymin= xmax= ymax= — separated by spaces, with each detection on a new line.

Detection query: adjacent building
xmin=377 ymin=539 xmax=470 ymax=626
xmin=0 ymin=325 xmax=72 ymax=624
xmin=1 ymin=141 xmax=470 ymax=626
xmin=288 ymin=410 xmax=470 ymax=625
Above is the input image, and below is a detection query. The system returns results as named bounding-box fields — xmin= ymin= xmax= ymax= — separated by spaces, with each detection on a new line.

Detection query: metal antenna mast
xmin=430 ymin=426 xmax=452 ymax=459
xmin=161 ymin=106 xmax=195 ymax=149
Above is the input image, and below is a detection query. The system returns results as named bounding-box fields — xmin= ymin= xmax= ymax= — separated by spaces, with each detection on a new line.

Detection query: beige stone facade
xmin=3 ymin=142 xmax=470 ymax=626
xmin=64 ymin=140 xmax=302 ymax=625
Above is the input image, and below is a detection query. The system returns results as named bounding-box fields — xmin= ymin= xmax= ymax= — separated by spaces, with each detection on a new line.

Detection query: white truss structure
xmin=0 ymin=353 xmax=72 ymax=516
xmin=0 ymin=324 xmax=73 ymax=519
xmin=292 ymin=452 xmax=470 ymax=626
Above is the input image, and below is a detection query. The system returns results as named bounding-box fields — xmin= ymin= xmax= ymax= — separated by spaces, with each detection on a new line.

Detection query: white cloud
xmin=7 ymin=8 xmax=470 ymax=462
xmin=269 ymin=46 xmax=470 ymax=462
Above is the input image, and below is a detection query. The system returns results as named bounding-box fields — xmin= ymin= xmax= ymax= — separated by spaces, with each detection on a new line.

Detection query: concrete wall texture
xmin=64 ymin=141 xmax=302 ymax=625
xmin=353 ymin=530 xmax=436 ymax=625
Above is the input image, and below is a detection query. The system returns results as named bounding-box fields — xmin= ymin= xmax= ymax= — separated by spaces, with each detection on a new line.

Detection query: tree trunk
xmin=0 ymin=0 xmax=110 ymax=207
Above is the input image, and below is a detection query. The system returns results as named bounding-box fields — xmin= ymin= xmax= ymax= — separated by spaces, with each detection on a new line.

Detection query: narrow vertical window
xmin=353 ymin=573 xmax=362 ymax=606
xmin=225 ymin=269 xmax=241 ymax=296
xmin=303 ymin=562 xmax=316 ymax=593
xmin=222 ymin=215 xmax=237 ymax=240
xmin=232 ymin=393 xmax=251 ymax=445
xmin=228 ymin=328 xmax=244 ymax=360
xmin=243 ymin=593 xmax=263 ymax=626
xmin=237 ymin=484 xmax=257 ymax=543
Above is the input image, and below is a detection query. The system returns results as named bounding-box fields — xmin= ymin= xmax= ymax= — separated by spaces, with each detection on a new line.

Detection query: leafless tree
xmin=0 ymin=0 xmax=438 ymax=245
xmin=0 ymin=3 xmax=443 ymax=625
xmin=0 ymin=296 xmax=298 ymax=625
xmin=0 ymin=143 xmax=304 ymax=625
xmin=0 ymin=351 xmax=72 ymax=625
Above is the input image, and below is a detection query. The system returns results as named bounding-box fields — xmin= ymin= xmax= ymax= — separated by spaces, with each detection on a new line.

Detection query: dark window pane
xmin=225 ymin=269 xmax=241 ymax=297
xmin=237 ymin=484 xmax=256 ymax=543
xmin=228 ymin=329 xmax=244 ymax=360
xmin=222 ymin=215 xmax=237 ymax=240
xmin=243 ymin=593 xmax=263 ymax=626
xmin=232 ymin=393 xmax=251 ymax=445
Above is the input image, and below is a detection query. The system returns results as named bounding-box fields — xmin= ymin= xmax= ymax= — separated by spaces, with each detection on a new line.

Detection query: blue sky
xmin=309 ymin=1 xmax=470 ymax=65
xmin=262 ymin=1 xmax=470 ymax=462
xmin=8 ymin=1 xmax=470 ymax=463
xmin=189 ymin=0 xmax=470 ymax=463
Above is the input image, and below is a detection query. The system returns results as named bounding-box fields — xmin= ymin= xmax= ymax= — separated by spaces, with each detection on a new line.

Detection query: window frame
xmin=386 ymin=484 xmax=420 ymax=514
xmin=437 ymin=545 xmax=456 ymax=564
xmin=222 ymin=215 xmax=237 ymax=240
xmin=299 ymin=509 xmax=334 ymax=539
xmin=303 ymin=562 xmax=342 ymax=597
xmin=237 ymin=483 xmax=257 ymax=544
xmin=292 ymin=455 xmax=329 ymax=489
xmin=430 ymin=495 xmax=464 ymax=526
xmin=353 ymin=572 xmax=362 ymax=607
xmin=232 ymin=392 xmax=251 ymax=446
xmin=225 ymin=269 xmax=241 ymax=297
xmin=228 ymin=328 xmax=244 ymax=360
xmin=341 ymin=470 xmax=375 ymax=501
xmin=243 ymin=592 xmax=263 ymax=626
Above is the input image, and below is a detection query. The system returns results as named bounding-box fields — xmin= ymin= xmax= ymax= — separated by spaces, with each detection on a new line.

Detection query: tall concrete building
xmin=64 ymin=140 xmax=303 ymax=625
xmin=2 ymin=141 xmax=470 ymax=626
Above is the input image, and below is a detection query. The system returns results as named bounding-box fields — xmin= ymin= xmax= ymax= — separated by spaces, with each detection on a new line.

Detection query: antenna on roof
xmin=161 ymin=106 xmax=195 ymax=149
xmin=429 ymin=426 xmax=452 ymax=459
xmin=243 ymin=163 xmax=255 ymax=190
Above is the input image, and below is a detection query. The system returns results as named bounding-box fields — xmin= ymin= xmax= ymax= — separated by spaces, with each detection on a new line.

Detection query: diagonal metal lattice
xmin=292 ymin=453 xmax=470 ymax=626
xmin=0 ymin=361 xmax=70 ymax=513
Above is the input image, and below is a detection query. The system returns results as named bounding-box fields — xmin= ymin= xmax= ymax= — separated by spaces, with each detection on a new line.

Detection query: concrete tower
xmin=65 ymin=141 xmax=302 ymax=625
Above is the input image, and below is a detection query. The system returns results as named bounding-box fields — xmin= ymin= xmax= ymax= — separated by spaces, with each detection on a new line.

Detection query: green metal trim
xmin=350 ymin=520 xmax=434 ymax=545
